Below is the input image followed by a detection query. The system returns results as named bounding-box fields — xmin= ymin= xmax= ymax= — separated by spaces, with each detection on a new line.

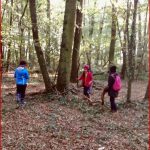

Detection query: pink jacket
xmin=79 ymin=71 xmax=93 ymax=87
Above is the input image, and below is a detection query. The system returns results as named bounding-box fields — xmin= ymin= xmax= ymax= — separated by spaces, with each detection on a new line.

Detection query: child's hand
xmin=88 ymin=81 xmax=92 ymax=86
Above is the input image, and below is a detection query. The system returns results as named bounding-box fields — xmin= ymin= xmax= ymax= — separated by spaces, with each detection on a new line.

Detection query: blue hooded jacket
xmin=14 ymin=66 xmax=29 ymax=85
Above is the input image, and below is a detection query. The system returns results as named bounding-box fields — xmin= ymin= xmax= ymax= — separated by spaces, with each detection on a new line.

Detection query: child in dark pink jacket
xmin=78 ymin=65 xmax=93 ymax=102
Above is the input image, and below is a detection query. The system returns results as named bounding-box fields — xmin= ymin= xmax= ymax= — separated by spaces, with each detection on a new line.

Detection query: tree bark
xmin=70 ymin=0 xmax=83 ymax=83
xmin=45 ymin=0 xmax=51 ymax=68
xmin=127 ymin=0 xmax=138 ymax=102
xmin=135 ymin=5 xmax=148 ymax=79
xmin=19 ymin=1 xmax=28 ymax=61
xmin=5 ymin=0 xmax=13 ymax=72
xmin=108 ymin=4 xmax=117 ymax=66
xmin=95 ymin=6 xmax=105 ymax=66
xmin=119 ymin=3 xmax=131 ymax=79
xmin=29 ymin=0 xmax=53 ymax=92
xmin=144 ymin=84 xmax=149 ymax=100
xmin=56 ymin=0 xmax=77 ymax=92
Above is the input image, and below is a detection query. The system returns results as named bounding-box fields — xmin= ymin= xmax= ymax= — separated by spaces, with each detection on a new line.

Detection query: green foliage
xmin=2 ymin=0 xmax=148 ymax=77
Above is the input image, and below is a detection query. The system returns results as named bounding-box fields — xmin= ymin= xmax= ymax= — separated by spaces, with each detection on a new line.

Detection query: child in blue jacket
xmin=14 ymin=60 xmax=29 ymax=107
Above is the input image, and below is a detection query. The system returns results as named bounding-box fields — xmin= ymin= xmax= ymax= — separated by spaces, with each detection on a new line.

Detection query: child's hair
xmin=19 ymin=60 xmax=27 ymax=66
xmin=109 ymin=65 xmax=116 ymax=73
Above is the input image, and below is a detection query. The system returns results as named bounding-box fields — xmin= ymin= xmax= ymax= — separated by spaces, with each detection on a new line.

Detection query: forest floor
xmin=2 ymin=72 xmax=148 ymax=150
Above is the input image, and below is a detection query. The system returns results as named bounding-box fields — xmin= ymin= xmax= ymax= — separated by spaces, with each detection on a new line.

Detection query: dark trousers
xmin=83 ymin=86 xmax=90 ymax=98
xmin=110 ymin=96 xmax=117 ymax=111
xmin=16 ymin=84 xmax=27 ymax=103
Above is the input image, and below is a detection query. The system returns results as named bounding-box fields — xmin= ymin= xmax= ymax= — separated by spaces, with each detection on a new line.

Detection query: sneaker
xmin=21 ymin=101 xmax=27 ymax=108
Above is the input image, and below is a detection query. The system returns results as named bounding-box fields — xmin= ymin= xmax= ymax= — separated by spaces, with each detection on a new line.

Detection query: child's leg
xmin=16 ymin=85 xmax=21 ymax=103
xmin=20 ymin=85 xmax=27 ymax=105
xmin=110 ymin=96 xmax=117 ymax=112
xmin=83 ymin=86 xmax=92 ymax=103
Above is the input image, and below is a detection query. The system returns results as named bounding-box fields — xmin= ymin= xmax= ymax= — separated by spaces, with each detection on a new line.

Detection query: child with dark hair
xmin=101 ymin=65 xmax=121 ymax=112
xmin=14 ymin=60 xmax=29 ymax=107
xmin=78 ymin=65 xmax=93 ymax=103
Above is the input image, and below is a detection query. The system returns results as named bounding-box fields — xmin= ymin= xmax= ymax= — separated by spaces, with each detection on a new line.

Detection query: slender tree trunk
xmin=45 ymin=0 xmax=51 ymax=68
xmin=108 ymin=4 xmax=117 ymax=66
xmin=120 ymin=3 xmax=131 ymax=79
xmin=0 ymin=0 xmax=2 ymax=145
xmin=127 ymin=0 xmax=138 ymax=102
xmin=135 ymin=5 xmax=148 ymax=79
xmin=2 ymin=0 xmax=9 ymax=21
xmin=95 ymin=6 xmax=105 ymax=66
xmin=70 ymin=0 xmax=83 ymax=83
xmin=19 ymin=27 xmax=25 ymax=60
xmin=87 ymin=1 xmax=96 ymax=66
xmin=135 ymin=6 xmax=142 ymax=79
xmin=144 ymin=84 xmax=149 ymax=100
xmin=29 ymin=0 xmax=53 ymax=92
xmin=18 ymin=1 xmax=28 ymax=61
xmin=56 ymin=0 xmax=77 ymax=92
xmin=5 ymin=0 xmax=13 ymax=72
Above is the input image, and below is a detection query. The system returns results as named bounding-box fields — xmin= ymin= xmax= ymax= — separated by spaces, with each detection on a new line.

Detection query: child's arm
xmin=88 ymin=72 xmax=93 ymax=86
xmin=25 ymin=70 xmax=30 ymax=83
xmin=14 ymin=69 xmax=16 ymax=78
xmin=77 ymin=73 xmax=83 ymax=80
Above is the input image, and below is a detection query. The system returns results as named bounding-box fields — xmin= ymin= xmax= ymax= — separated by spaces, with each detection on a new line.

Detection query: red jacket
xmin=79 ymin=71 xmax=93 ymax=87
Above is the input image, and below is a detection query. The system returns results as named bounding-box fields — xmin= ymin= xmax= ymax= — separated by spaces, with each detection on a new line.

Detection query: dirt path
xmin=2 ymin=74 xmax=148 ymax=150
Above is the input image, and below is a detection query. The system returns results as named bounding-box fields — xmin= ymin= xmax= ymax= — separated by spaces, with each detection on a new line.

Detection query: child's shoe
xmin=21 ymin=101 xmax=26 ymax=108
xmin=16 ymin=93 xmax=21 ymax=103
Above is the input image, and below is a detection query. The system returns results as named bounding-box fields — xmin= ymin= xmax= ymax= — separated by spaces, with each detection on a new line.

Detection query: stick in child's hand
xmin=101 ymin=86 xmax=108 ymax=105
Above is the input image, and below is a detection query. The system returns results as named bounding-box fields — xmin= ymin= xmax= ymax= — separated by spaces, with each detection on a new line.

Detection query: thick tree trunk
xmin=127 ymin=0 xmax=138 ymax=102
xmin=56 ymin=0 xmax=77 ymax=92
xmin=108 ymin=4 xmax=117 ymax=66
xmin=29 ymin=0 xmax=53 ymax=92
xmin=70 ymin=0 xmax=83 ymax=83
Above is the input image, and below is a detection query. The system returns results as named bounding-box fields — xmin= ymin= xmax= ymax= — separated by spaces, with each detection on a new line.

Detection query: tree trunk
xmin=87 ymin=1 xmax=96 ymax=66
xmin=120 ymin=3 xmax=131 ymax=79
xmin=135 ymin=5 xmax=148 ymax=79
xmin=29 ymin=0 xmax=53 ymax=92
xmin=95 ymin=6 xmax=105 ymax=66
xmin=45 ymin=0 xmax=51 ymax=68
xmin=144 ymin=84 xmax=149 ymax=100
xmin=127 ymin=0 xmax=138 ymax=102
xmin=19 ymin=0 xmax=28 ymax=61
xmin=2 ymin=0 xmax=9 ymax=21
xmin=0 ymin=0 xmax=2 ymax=147
xmin=70 ymin=0 xmax=83 ymax=83
xmin=5 ymin=0 xmax=13 ymax=72
xmin=108 ymin=4 xmax=117 ymax=66
xmin=56 ymin=0 xmax=77 ymax=92
xmin=19 ymin=27 xmax=25 ymax=60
